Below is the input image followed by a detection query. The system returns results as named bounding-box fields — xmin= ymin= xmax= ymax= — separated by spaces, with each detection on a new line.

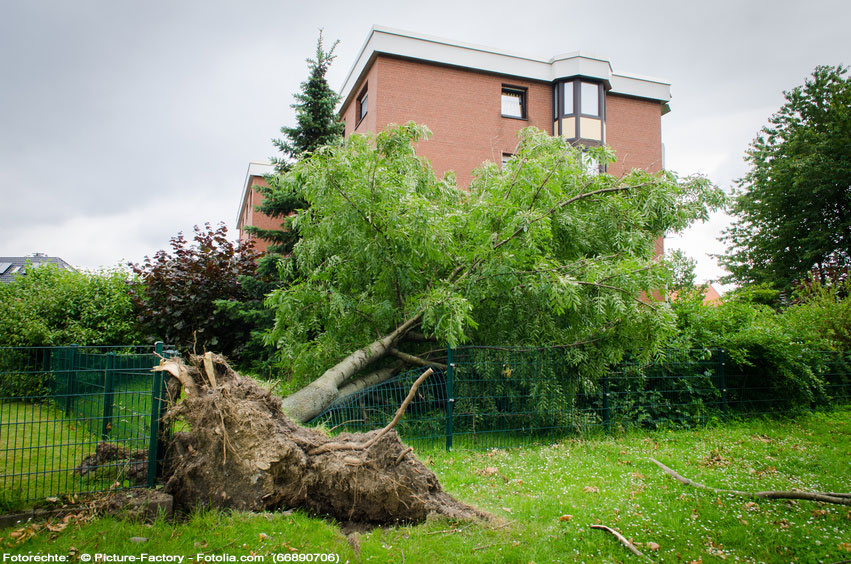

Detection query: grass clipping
xmin=156 ymin=353 xmax=485 ymax=525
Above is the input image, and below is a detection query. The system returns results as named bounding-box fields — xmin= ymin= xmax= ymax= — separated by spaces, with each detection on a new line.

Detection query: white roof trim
xmin=236 ymin=161 xmax=275 ymax=229
xmin=339 ymin=26 xmax=671 ymax=110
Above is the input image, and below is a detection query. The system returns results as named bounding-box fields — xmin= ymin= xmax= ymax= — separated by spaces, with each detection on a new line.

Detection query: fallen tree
xmin=264 ymin=123 xmax=725 ymax=423
xmin=154 ymin=353 xmax=485 ymax=524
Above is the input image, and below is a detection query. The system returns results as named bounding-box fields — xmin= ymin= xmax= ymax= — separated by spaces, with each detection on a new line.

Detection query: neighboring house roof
xmin=668 ymin=283 xmax=723 ymax=306
xmin=0 ymin=254 xmax=74 ymax=284
xmin=339 ymin=26 xmax=672 ymax=113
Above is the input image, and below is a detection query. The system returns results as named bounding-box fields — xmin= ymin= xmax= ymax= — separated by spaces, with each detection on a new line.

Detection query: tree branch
xmin=309 ymin=368 xmax=434 ymax=455
xmin=493 ymin=183 xmax=643 ymax=252
xmin=281 ymin=314 xmax=422 ymax=423
xmin=390 ymin=348 xmax=448 ymax=370
xmin=336 ymin=367 xmax=399 ymax=403
xmin=590 ymin=525 xmax=650 ymax=561
xmin=650 ymin=458 xmax=851 ymax=506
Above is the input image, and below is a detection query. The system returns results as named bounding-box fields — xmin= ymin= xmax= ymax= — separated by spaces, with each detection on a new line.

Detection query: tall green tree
xmin=267 ymin=123 xmax=725 ymax=422
xmin=246 ymin=30 xmax=344 ymax=274
xmin=225 ymin=32 xmax=344 ymax=375
xmin=721 ymin=65 xmax=851 ymax=290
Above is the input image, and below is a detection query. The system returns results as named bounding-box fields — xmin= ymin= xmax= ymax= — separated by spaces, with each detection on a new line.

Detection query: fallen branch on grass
xmin=650 ymin=457 xmax=851 ymax=506
xmin=589 ymin=524 xmax=651 ymax=560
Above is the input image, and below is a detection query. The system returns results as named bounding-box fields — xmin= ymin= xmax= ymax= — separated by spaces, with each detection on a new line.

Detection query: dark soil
xmin=159 ymin=354 xmax=486 ymax=526
xmin=75 ymin=443 xmax=148 ymax=484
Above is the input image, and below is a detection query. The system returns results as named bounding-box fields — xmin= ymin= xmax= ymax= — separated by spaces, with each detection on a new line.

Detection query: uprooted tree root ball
xmin=155 ymin=353 xmax=486 ymax=525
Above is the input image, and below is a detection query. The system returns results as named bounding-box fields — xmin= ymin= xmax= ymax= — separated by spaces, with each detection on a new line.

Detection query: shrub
xmin=129 ymin=223 xmax=262 ymax=360
xmin=0 ymin=264 xmax=142 ymax=397
xmin=0 ymin=264 xmax=141 ymax=348
xmin=669 ymin=287 xmax=834 ymax=409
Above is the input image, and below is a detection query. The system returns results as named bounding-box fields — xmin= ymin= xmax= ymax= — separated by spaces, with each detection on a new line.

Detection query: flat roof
xmin=236 ymin=161 xmax=275 ymax=229
xmin=340 ymin=26 xmax=672 ymax=111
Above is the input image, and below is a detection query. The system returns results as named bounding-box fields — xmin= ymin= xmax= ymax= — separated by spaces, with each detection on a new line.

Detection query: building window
xmin=580 ymin=81 xmax=600 ymax=117
xmin=563 ymin=84 xmax=574 ymax=115
xmin=357 ymin=87 xmax=368 ymax=123
xmin=581 ymin=151 xmax=603 ymax=176
xmin=501 ymin=153 xmax=513 ymax=167
xmin=555 ymin=79 xmax=604 ymax=142
xmin=501 ymin=86 xmax=526 ymax=119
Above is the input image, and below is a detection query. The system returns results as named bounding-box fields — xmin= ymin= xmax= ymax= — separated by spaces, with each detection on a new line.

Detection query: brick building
xmin=236 ymin=161 xmax=275 ymax=250
xmin=238 ymin=26 xmax=672 ymax=253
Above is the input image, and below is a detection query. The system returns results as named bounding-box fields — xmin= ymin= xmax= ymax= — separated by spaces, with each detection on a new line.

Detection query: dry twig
xmin=650 ymin=457 xmax=851 ymax=506
xmin=589 ymin=524 xmax=650 ymax=560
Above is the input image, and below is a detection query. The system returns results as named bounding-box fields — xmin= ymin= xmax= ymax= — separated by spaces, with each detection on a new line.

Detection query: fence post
xmin=101 ymin=352 xmax=116 ymax=439
xmin=65 ymin=344 xmax=78 ymax=414
xmin=147 ymin=341 xmax=165 ymax=487
xmin=719 ymin=348 xmax=728 ymax=415
xmin=445 ymin=346 xmax=454 ymax=452
xmin=602 ymin=373 xmax=611 ymax=433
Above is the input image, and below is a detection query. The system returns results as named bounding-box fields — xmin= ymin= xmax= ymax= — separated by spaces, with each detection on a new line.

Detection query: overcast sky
xmin=1 ymin=0 xmax=848 ymax=287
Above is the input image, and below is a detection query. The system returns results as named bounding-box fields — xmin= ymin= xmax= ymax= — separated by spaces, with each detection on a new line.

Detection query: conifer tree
xmin=224 ymin=32 xmax=344 ymax=376
xmin=246 ymin=31 xmax=344 ymax=274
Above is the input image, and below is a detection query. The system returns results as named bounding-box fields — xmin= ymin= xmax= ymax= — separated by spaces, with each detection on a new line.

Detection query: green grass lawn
xmin=3 ymin=409 xmax=851 ymax=563
xmin=1 ymin=398 xmax=151 ymax=509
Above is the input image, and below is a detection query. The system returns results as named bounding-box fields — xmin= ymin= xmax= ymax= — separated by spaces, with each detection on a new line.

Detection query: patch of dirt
xmin=90 ymin=489 xmax=173 ymax=521
xmin=75 ymin=443 xmax=148 ymax=484
xmin=158 ymin=354 xmax=487 ymax=526
xmin=700 ymin=449 xmax=730 ymax=468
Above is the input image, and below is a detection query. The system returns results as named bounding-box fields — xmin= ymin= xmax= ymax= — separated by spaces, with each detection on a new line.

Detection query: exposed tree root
xmin=650 ymin=457 xmax=851 ymax=506
xmin=158 ymin=354 xmax=485 ymax=525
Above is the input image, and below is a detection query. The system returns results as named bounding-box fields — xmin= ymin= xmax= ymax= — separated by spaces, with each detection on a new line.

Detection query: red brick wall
xmin=238 ymin=175 xmax=280 ymax=254
xmin=605 ymin=94 xmax=665 ymax=256
xmin=342 ymin=55 xmax=552 ymax=187
xmin=605 ymin=94 xmax=664 ymax=176
xmin=343 ymin=62 xmax=379 ymax=137
xmin=339 ymin=58 xmax=666 ymax=256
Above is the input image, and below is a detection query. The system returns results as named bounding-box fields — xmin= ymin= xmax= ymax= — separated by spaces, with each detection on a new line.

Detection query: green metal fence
xmin=0 ymin=344 xmax=177 ymax=503
xmin=310 ymin=347 xmax=851 ymax=451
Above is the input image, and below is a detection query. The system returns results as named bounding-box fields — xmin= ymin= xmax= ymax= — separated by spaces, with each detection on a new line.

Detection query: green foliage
xmin=212 ymin=273 xmax=280 ymax=378
xmin=786 ymin=275 xmax=851 ymax=350
xmin=223 ymin=32 xmax=346 ymax=376
xmin=129 ymin=223 xmax=259 ymax=359
xmin=668 ymin=287 xmax=839 ymax=407
xmin=267 ymin=123 xmax=725 ymax=389
xmin=271 ymin=30 xmax=344 ymax=173
xmin=0 ymin=264 xmax=140 ymax=348
xmin=248 ymin=30 xmax=345 ymax=274
xmin=722 ymin=65 xmax=851 ymax=290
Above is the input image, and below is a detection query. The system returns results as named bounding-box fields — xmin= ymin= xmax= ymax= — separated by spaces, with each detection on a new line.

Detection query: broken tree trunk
xmin=157 ymin=353 xmax=484 ymax=525
xmin=280 ymin=314 xmax=422 ymax=423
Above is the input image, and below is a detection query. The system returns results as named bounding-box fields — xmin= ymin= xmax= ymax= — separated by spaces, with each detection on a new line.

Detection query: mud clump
xmin=157 ymin=354 xmax=485 ymax=525
xmin=75 ymin=443 xmax=148 ymax=484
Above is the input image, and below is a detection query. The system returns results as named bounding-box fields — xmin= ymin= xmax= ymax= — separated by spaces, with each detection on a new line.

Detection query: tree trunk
xmin=159 ymin=354 xmax=484 ymax=525
xmin=280 ymin=314 xmax=422 ymax=423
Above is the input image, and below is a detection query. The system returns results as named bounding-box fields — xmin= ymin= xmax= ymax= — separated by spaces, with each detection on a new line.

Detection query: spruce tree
xmin=246 ymin=31 xmax=344 ymax=275
xmin=225 ymin=32 xmax=344 ymax=377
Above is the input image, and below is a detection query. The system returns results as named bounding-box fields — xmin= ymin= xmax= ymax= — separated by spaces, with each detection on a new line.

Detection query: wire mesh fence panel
xmin=311 ymin=367 xmax=449 ymax=450
xmin=309 ymin=346 xmax=851 ymax=452
xmin=820 ymin=351 xmax=851 ymax=404
xmin=0 ymin=344 xmax=176 ymax=505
